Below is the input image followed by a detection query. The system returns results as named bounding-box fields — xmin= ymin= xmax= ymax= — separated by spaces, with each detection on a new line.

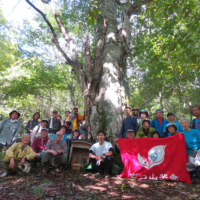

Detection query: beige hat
xmin=189 ymin=104 xmax=200 ymax=116
xmin=132 ymin=107 xmax=140 ymax=111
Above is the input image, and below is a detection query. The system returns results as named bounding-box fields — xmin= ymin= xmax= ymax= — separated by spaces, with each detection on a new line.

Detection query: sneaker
xmin=94 ymin=172 xmax=100 ymax=177
xmin=104 ymin=173 xmax=110 ymax=179
xmin=56 ymin=168 xmax=62 ymax=173
xmin=0 ymin=172 xmax=8 ymax=178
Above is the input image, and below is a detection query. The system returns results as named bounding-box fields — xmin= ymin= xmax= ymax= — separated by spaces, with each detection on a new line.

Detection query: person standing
xmin=138 ymin=110 xmax=150 ymax=128
xmin=132 ymin=107 xmax=141 ymax=124
xmin=48 ymin=110 xmax=61 ymax=139
xmin=189 ymin=104 xmax=200 ymax=133
xmin=150 ymin=109 xmax=168 ymax=138
xmin=65 ymin=108 xmax=85 ymax=132
xmin=163 ymin=112 xmax=184 ymax=135
xmin=63 ymin=111 xmax=70 ymax=125
xmin=25 ymin=112 xmax=40 ymax=134
xmin=0 ymin=110 xmax=21 ymax=151
xmin=119 ymin=107 xmax=138 ymax=138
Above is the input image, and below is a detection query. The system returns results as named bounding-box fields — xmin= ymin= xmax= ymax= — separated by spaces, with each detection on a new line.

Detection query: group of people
xmin=0 ymin=104 xmax=200 ymax=182
xmin=0 ymin=108 xmax=86 ymax=177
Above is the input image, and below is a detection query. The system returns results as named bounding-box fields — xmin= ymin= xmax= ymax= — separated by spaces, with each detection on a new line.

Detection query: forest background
xmin=0 ymin=0 xmax=199 ymax=137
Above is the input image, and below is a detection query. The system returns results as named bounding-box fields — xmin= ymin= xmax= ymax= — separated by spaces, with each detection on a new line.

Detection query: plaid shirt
xmin=45 ymin=139 xmax=67 ymax=153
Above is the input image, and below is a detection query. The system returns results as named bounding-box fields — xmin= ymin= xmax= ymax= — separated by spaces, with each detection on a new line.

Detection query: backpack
xmin=191 ymin=118 xmax=196 ymax=129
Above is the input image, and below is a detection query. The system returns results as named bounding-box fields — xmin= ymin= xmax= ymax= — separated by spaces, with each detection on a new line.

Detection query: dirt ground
xmin=0 ymin=164 xmax=200 ymax=200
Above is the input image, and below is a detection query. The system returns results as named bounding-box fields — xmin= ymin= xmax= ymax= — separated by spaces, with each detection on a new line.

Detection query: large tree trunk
xmin=26 ymin=0 xmax=152 ymax=141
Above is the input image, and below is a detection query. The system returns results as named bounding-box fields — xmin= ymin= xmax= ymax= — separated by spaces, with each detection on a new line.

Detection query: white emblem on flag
xmin=137 ymin=145 xmax=166 ymax=170
xmin=169 ymin=174 xmax=178 ymax=180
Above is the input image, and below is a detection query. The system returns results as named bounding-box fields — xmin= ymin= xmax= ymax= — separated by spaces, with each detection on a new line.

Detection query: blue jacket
xmin=150 ymin=118 xmax=168 ymax=138
xmin=163 ymin=121 xmax=184 ymax=133
xmin=119 ymin=116 xmax=138 ymax=138
xmin=52 ymin=134 xmax=68 ymax=143
xmin=183 ymin=129 xmax=200 ymax=154
xmin=191 ymin=118 xmax=200 ymax=133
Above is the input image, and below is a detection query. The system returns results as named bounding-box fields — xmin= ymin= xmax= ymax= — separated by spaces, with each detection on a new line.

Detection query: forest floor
xmin=0 ymin=164 xmax=200 ymax=200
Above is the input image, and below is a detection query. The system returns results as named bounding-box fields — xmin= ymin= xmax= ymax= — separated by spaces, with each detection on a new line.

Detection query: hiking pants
xmin=90 ymin=156 xmax=112 ymax=174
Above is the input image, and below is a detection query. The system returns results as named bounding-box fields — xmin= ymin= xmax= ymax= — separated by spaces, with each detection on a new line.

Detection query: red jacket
xmin=32 ymin=137 xmax=49 ymax=153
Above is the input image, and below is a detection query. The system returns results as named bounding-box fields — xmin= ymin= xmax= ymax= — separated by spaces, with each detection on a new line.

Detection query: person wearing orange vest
xmin=65 ymin=108 xmax=85 ymax=132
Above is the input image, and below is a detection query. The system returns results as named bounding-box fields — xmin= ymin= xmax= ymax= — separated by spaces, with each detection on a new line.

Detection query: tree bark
xmin=25 ymin=0 xmax=153 ymax=141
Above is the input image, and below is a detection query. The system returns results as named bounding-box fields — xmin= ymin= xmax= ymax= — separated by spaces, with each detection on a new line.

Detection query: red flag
xmin=118 ymin=134 xmax=191 ymax=184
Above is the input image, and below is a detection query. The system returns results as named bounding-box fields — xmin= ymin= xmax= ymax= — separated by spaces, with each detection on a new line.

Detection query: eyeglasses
xmin=127 ymin=132 xmax=134 ymax=134
xmin=56 ymin=135 xmax=63 ymax=137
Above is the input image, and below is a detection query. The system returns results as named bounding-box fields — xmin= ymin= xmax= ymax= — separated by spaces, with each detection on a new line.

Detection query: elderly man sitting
xmin=41 ymin=131 xmax=68 ymax=173
xmin=31 ymin=128 xmax=49 ymax=168
xmin=0 ymin=134 xmax=36 ymax=177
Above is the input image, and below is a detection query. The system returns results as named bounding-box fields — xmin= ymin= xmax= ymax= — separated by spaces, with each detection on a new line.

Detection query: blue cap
xmin=155 ymin=109 xmax=163 ymax=114
xmin=139 ymin=110 xmax=149 ymax=117
xmin=166 ymin=123 xmax=175 ymax=128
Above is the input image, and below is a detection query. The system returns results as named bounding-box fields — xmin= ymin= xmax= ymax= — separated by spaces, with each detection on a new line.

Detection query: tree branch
xmin=115 ymin=0 xmax=129 ymax=5
xmin=48 ymin=1 xmax=77 ymax=62
xmin=25 ymin=0 xmax=74 ymax=66
xmin=126 ymin=0 xmax=153 ymax=17
xmin=84 ymin=36 xmax=95 ymax=80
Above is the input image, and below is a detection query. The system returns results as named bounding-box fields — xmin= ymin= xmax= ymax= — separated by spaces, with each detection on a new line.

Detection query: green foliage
xmin=128 ymin=0 xmax=200 ymax=119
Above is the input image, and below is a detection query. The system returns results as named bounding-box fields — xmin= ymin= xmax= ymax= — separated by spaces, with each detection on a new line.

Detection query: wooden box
xmin=72 ymin=164 xmax=81 ymax=170
xmin=69 ymin=140 xmax=92 ymax=164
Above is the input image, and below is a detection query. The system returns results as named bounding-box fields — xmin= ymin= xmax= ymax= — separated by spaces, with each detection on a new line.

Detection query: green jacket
xmin=136 ymin=127 xmax=155 ymax=138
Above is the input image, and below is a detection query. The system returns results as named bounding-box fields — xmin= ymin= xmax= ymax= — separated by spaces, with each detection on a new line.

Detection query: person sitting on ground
xmin=41 ymin=131 xmax=68 ymax=173
xmin=165 ymin=123 xmax=182 ymax=137
xmin=52 ymin=125 xmax=68 ymax=143
xmin=180 ymin=118 xmax=200 ymax=180
xmin=0 ymin=134 xmax=36 ymax=177
xmin=138 ymin=110 xmax=150 ymax=128
xmin=119 ymin=107 xmax=138 ymax=138
xmin=88 ymin=130 xmax=114 ymax=177
xmin=189 ymin=104 xmax=200 ymax=133
xmin=31 ymin=118 xmax=48 ymax=144
xmin=31 ymin=128 xmax=49 ymax=168
xmin=151 ymin=131 xmax=161 ymax=138
xmin=63 ymin=110 xmax=70 ymax=125
xmin=163 ymin=112 xmax=184 ymax=136
xmin=150 ymin=109 xmax=168 ymax=138
xmin=25 ymin=112 xmax=40 ymax=135
xmin=48 ymin=110 xmax=61 ymax=139
xmin=0 ymin=110 xmax=21 ymax=152
xmin=136 ymin=120 xmax=155 ymax=138
xmin=114 ymin=129 xmax=135 ymax=154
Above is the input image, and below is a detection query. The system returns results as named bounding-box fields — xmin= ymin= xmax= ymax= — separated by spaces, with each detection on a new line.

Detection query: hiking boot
xmin=0 ymin=172 xmax=8 ymax=178
xmin=56 ymin=168 xmax=62 ymax=173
